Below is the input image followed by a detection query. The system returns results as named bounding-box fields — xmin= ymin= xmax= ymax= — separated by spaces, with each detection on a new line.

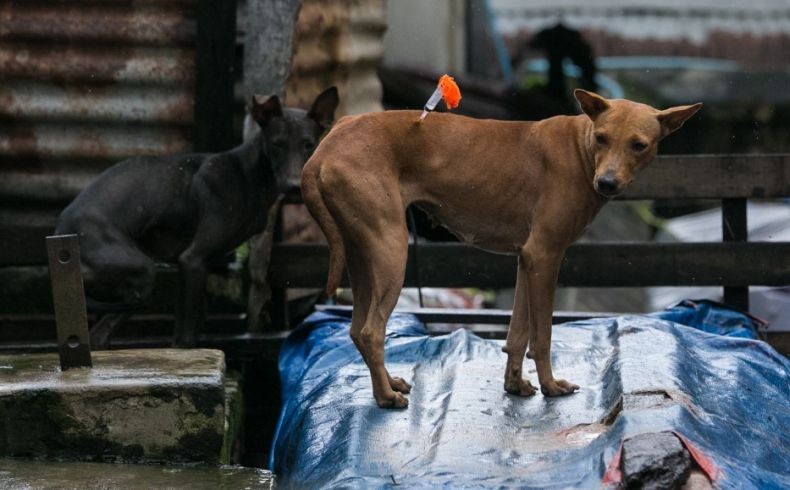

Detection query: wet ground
xmin=0 ymin=459 xmax=274 ymax=489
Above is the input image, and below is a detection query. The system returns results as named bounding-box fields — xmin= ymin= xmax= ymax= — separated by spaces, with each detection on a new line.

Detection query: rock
xmin=0 ymin=349 xmax=227 ymax=464
xmin=621 ymin=431 xmax=692 ymax=490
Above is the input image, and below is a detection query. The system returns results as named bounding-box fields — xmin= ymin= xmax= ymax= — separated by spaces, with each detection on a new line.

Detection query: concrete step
xmin=0 ymin=349 xmax=234 ymax=464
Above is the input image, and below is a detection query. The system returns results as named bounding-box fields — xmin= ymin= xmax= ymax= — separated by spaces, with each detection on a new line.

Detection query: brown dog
xmin=302 ymin=90 xmax=701 ymax=408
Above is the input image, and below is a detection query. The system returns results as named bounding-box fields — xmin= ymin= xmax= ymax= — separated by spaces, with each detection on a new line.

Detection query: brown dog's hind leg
xmin=523 ymin=241 xmax=579 ymax=397
xmin=502 ymin=255 xmax=537 ymax=396
xmin=345 ymin=224 xmax=411 ymax=409
xmin=317 ymin=158 xmax=411 ymax=407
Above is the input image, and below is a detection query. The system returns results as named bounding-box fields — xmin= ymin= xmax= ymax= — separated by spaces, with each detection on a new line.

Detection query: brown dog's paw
xmin=540 ymin=379 xmax=580 ymax=397
xmin=505 ymin=378 xmax=537 ymax=397
xmin=389 ymin=376 xmax=412 ymax=394
xmin=376 ymin=391 xmax=409 ymax=409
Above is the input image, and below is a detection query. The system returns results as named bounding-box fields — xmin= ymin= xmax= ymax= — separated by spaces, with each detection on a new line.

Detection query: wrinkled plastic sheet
xmin=271 ymin=301 xmax=789 ymax=489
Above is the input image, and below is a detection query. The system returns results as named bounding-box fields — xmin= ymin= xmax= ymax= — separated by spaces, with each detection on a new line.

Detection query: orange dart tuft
xmin=438 ymin=74 xmax=461 ymax=110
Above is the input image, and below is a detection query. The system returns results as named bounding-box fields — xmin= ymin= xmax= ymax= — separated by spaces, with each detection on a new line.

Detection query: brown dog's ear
xmin=308 ymin=86 xmax=339 ymax=130
xmin=574 ymin=89 xmax=610 ymax=120
xmin=657 ymin=103 xmax=703 ymax=138
xmin=251 ymin=94 xmax=283 ymax=127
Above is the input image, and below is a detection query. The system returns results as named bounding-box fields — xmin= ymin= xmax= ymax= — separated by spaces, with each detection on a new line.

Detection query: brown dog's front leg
xmin=524 ymin=243 xmax=579 ymax=397
xmin=351 ymin=322 xmax=409 ymax=409
xmin=502 ymin=255 xmax=537 ymax=396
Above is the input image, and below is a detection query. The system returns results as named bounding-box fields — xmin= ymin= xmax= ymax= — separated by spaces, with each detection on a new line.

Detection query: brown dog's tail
xmin=301 ymin=160 xmax=345 ymax=298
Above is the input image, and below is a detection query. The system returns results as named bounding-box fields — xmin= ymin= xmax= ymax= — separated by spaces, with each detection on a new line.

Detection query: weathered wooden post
xmin=722 ymin=198 xmax=749 ymax=311
xmin=194 ymin=0 xmax=237 ymax=153
xmin=243 ymin=0 xmax=302 ymax=100
xmin=244 ymin=0 xmax=303 ymax=331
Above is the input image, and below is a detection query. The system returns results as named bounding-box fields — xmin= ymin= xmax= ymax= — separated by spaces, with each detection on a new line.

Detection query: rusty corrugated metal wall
xmin=0 ymin=0 xmax=198 ymax=226
xmin=1 ymin=0 xmax=387 ymax=235
xmin=286 ymin=0 xmax=386 ymax=116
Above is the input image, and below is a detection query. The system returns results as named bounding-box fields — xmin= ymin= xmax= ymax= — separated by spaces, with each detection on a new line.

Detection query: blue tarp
xmin=271 ymin=301 xmax=789 ymax=489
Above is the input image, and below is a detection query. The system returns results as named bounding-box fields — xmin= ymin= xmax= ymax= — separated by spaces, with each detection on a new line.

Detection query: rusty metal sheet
xmin=0 ymin=123 xmax=191 ymax=160
xmin=0 ymin=0 xmax=198 ymax=218
xmin=285 ymin=0 xmax=386 ymax=115
xmin=0 ymin=3 xmax=196 ymax=46
xmin=0 ymin=81 xmax=193 ymax=124
xmin=0 ymin=45 xmax=195 ymax=84
xmin=0 ymin=170 xmax=115 ymax=204
xmin=0 ymin=172 xmax=93 ymax=204
xmin=46 ymin=234 xmax=92 ymax=370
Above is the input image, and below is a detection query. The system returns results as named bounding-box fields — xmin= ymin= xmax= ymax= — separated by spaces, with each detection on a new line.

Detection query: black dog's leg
xmin=90 ymin=311 xmax=133 ymax=350
xmin=90 ymin=314 xmax=114 ymax=350
xmin=175 ymin=251 xmax=207 ymax=348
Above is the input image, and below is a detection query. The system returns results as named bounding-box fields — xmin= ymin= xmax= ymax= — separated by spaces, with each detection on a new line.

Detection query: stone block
xmin=0 ymin=349 xmax=226 ymax=464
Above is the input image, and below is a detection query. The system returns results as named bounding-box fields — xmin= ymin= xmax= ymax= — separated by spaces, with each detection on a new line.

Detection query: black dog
xmin=55 ymin=87 xmax=339 ymax=347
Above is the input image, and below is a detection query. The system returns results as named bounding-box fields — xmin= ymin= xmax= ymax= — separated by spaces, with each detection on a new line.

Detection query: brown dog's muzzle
xmin=594 ymin=174 xmax=621 ymax=197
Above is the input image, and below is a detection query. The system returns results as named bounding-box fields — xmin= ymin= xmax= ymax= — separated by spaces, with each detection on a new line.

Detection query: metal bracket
xmin=46 ymin=234 xmax=92 ymax=369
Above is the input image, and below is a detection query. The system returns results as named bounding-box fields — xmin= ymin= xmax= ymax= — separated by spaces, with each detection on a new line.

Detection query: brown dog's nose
xmin=595 ymin=175 xmax=620 ymax=196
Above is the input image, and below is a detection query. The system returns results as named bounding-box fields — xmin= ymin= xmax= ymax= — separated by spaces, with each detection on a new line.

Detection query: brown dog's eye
xmin=595 ymin=134 xmax=608 ymax=146
xmin=631 ymin=141 xmax=647 ymax=152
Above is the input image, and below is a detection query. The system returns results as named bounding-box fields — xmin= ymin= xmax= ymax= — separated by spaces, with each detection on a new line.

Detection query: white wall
xmin=383 ymin=0 xmax=466 ymax=73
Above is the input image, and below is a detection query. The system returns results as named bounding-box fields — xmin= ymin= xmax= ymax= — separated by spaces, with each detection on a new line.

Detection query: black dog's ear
xmin=308 ymin=86 xmax=339 ymax=130
xmin=574 ymin=89 xmax=610 ymax=120
xmin=251 ymin=94 xmax=283 ymax=127
xmin=657 ymin=103 xmax=703 ymax=138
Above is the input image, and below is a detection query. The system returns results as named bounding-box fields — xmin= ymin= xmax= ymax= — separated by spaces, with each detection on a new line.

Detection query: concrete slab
xmin=221 ymin=371 xmax=244 ymax=465
xmin=0 ymin=349 xmax=226 ymax=464
xmin=0 ymin=459 xmax=274 ymax=489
